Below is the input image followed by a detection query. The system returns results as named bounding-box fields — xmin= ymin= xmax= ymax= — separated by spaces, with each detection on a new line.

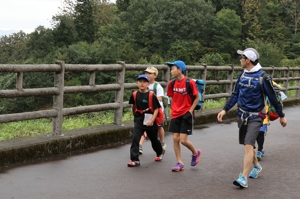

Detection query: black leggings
xmin=256 ymin=131 xmax=265 ymax=152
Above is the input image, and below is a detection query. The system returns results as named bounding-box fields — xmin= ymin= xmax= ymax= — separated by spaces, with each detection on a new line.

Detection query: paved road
xmin=0 ymin=106 xmax=299 ymax=199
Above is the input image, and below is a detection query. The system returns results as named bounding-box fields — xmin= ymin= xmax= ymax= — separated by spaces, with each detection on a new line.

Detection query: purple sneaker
xmin=172 ymin=162 xmax=184 ymax=172
xmin=191 ymin=149 xmax=202 ymax=166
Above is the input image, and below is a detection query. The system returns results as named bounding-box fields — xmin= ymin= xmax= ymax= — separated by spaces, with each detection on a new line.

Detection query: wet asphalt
xmin=0 ymin=106 xmax=299 ymax=199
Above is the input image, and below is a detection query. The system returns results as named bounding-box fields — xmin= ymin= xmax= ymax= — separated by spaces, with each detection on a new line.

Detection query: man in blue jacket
xmin=217 ymin=48 xmax=287 ymax=188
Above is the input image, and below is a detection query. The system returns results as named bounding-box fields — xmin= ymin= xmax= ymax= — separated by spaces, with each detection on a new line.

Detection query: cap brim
xmin=137 ymin=77 xmax=149 ymax=82
xmin=237 ymin=50 xmax=244 ymax=55
xmin=144 ymin=69 xmax=154 ymax=73
xmin=166 ymin=62 xmax=175 ymax=67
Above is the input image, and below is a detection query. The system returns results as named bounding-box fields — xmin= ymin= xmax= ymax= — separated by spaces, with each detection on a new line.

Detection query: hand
xmin=146 ymin=121 xmax=154 ymax=126
xmin=279 ymin=117 xmax=287 ymax=127
xmin=217 ymin=110 xmax=226 ymax=122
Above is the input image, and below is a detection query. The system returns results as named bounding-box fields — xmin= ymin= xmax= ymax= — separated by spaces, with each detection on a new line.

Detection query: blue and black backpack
xmin=171 ymin=78 xmax=205 ymax=110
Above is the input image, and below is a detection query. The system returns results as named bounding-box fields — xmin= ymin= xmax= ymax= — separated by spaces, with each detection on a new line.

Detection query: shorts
xmin=237 ymin=116 xmax=262 ymax=147
xmin=168 ymin=111 xmax=193 ymax=135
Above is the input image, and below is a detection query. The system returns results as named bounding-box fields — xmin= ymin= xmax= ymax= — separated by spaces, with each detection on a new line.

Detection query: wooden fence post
xmin=162 ymin=65 xmax=170 ymax=119
xmin=114 ymin=61 xmax=126 ymax=125
xmin=285 ymin=66 xmax=290 ymax=94
xmin=226 ymin=65 xmax=234 ymax=95
xmin=297 ymin=67 xmax=300 ymax=98
xmin=201 ymin=64 xmax=207 ymax=110
xmin=52 ymin=61 xmax=65 ymax=135
xmin=16 ymin=72 xmax=23 ymax=91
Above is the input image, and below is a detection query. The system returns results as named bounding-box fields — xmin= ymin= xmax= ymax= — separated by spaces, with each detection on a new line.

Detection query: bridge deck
xmin=0 ymin=106 xmax=299 ymax=199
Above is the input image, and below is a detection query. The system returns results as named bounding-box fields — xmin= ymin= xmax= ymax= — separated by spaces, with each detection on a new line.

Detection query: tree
xmin=244 ymin=38 xmax=284 ymax=67
xmin=54 ymin=0 xmax=76 ymax=17
xmin=242 ymin=0 xmax=263 ymax=40
xmin=0 ymin=31 xmax=28 ymax=64
xmin=25 ymin=26 xmax=55 ymax=60
xmin=120 ymin=0 xmax=215 ymax=61
xmin=258 ymin=0 xmax=288 ymax=44
xmin=210 ymin=0 xmax=243 ymax=15
xmin=211 ymin=9 xmax=242 ymax=56
xmin=285 ymin=32 xmax=300 ymax=59
xmin=280 ymin=0 xmax=300 ymax=34
xmin=52 ymin=15 xmax=78 ymax=47
xmin=92 ymin=0 xmax=118 ymax=27
xmin=116 ymin=0 xmax=130 ymax=12
xmin=74 ymin=0 xmax=97 ymax=43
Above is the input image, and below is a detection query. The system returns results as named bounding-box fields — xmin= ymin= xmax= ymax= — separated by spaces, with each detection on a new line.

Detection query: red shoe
xmin=155 ymin=155 xmax=163 ymax=161
xmin=155 ymin=149 xmax=165 ymax=161
xmin=128 ymin=161 xmax=140 ymax=167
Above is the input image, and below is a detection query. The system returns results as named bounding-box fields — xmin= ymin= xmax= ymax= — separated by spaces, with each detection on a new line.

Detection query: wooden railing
xmin=0 ymin=61 xmax=299 ymax=135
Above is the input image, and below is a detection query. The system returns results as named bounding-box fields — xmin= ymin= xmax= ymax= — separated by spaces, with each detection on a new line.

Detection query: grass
xmin=0 ymin=91 xmax=296 ymax=141
xmin=204 ymin=98 xmax=226 ymax=109
xmin=0 ymin=98 xmax=225 ymax=141
xmin=0 ymin=111 xmax=134 ymax=141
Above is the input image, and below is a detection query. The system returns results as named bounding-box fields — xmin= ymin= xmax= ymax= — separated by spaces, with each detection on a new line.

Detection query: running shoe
xmin=155 ymin=154 xmax=163 ymax=161
xmin=172 ymin=162 xmax=184 ymax=172
xmin=161 ymin=142 xmax=167 ymax=150
xmin=139 ymin=144 xmax=143 ymax=155
xmin=127 ymin=161 xmax=140 ymax=167
xmin=249 ymin=164 xmax=262 ymax=179
xmin=233 ymin=173 xmax=248 ymax=188
xmin=256 ymin=151 xmax=263 ymax=161
xmin=155 ymin=149 xmax=165 ymax=161
xmin=191 ymin=149 xmax=202 ymax=166
xmin=261 ymin=149 xmax=265 ymax=157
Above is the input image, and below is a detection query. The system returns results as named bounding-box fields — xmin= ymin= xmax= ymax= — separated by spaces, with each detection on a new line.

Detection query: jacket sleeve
xmin=223 ymin=75 xmax=240 ymax=112
xmin=262 ymin=75 xmax=285 ymax=117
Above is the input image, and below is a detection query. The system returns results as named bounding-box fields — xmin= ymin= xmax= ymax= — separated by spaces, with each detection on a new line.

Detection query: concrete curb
xmin=0 ymin=98 xmax=299 ymax=167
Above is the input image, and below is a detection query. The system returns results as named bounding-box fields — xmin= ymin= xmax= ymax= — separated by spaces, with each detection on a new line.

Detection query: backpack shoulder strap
xmin=171 ymin=79 xmax=176 ymax=91
xmin=133 ymin=91 xmax=138 ymax=107
xmin=259 ymin=71 xmax=269 ymax=108
xmin=259 ymin=71 xmax=270 ymax=94
xmin=153 ymin=82 xmax=158 ymax=95
xmin=259 ymin=71 xmax=267 ymax=88
xmin=148 ymin=91 xmax=154 ymax=112
xmin=186 ymin=78 xmax=192 ymax=95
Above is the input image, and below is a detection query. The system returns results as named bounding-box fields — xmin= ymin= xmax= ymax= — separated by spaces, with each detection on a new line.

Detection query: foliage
xmin=285 ymin=32 xmax=300 ymax=59
xmin=242 ymin=0 xmax=263 ymax=40
xmin=244 ymin=39 xmax=284 ymax=67
xmin=280 ymin=57 xmax=300 ymax=67
xmin=0 ymin=31 xmax=28 ymax=64
xmin=120 ymin=0 xmax=215 ymax=62
xmin=211 ymin=9 xmax=242 ymax=56
xmin=210 ymin=0 xmax=242 ymax=15
xmin=116 ymin=0 xmax=131 ymax=12
xmin=52 ymin=15 xmax=78 ymax=47
xmin=199 ymin=53 xmax=225 ymax=66
xmin=280 ymin=0 xmax=300 ymax=34
xmin=25 ymin=26 xmax=55 ymax=60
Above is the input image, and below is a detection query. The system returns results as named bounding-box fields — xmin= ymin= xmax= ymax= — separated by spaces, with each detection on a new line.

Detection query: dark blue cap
xmin=137 ymin=74 xmax=150 ymax=82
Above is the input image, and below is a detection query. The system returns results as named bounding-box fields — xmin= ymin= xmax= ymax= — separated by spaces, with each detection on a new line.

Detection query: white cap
xmin=237 ymin=48 xmax=259 ymax=62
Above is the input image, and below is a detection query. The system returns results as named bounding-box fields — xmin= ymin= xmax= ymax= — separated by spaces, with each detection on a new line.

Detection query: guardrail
xmin=0 ymin=61 xmax=299 ymax=135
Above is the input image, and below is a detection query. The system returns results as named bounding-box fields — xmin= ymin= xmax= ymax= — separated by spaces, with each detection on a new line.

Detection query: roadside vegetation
xmin=0 ymin=99 xmax=226 ymax=141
